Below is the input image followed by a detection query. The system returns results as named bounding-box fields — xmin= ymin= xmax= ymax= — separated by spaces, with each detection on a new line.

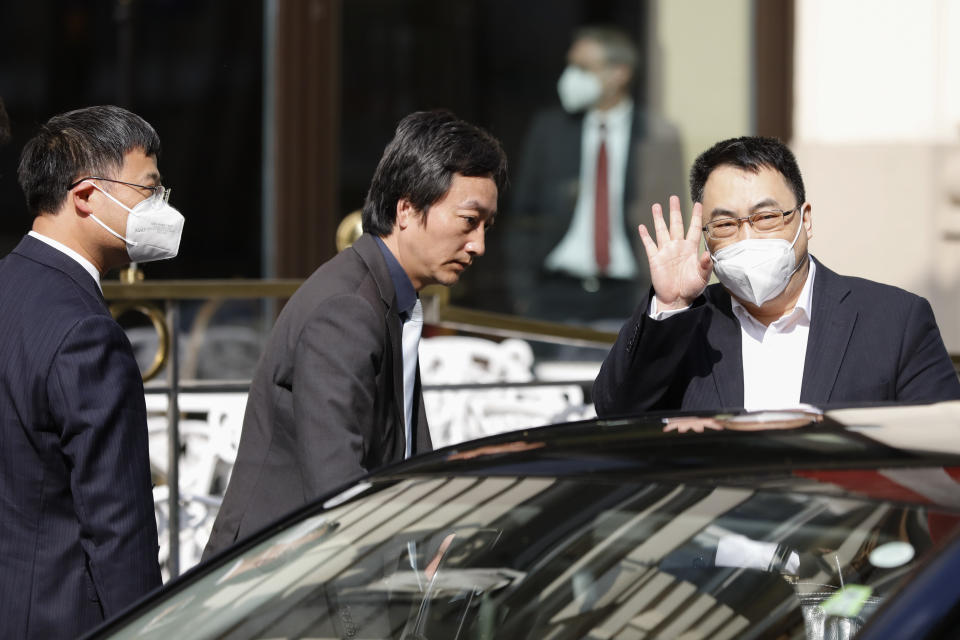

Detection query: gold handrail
xmin=103 ymin=278 xmax=620 ymax=380
xmin=102 ymin=279 xmax=303 ymax=300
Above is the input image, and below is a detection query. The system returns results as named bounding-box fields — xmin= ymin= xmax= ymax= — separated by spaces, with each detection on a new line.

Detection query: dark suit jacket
xmin=204 ymin=234 xmax=431 ymax=558
xmin=507 ymin=106 xmax=684 ymax=316
xmin=594 ymin=257 xmax=960 ymax=414
xmin=0 ymin=235 xmax=161 ymax=639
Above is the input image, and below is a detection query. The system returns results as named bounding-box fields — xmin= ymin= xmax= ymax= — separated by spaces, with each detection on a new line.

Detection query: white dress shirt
xmin=28 ymin=230 xmax=102 ymax=292
xmin=402 ymin=298 xmax=423 ymax=459
xmin=545 ymin=99 xmax=637 ymax=279
xmin=649 ymin=259 xmax=817 ymax=411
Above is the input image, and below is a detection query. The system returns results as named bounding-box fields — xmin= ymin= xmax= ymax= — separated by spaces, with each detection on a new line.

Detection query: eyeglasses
xmin=702 ymin=205 xmax=800 ymax=241
xmin=69 ymin=176 xmax=171 ymax=204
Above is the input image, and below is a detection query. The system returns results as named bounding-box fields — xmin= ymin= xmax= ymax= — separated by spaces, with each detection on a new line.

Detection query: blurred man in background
xmin=509 ymin=25 xmax=683 ymax=326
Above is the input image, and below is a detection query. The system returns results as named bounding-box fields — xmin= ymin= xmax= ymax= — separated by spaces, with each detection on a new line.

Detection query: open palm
xmin=638 ymin=196 xmax=713 ymax=310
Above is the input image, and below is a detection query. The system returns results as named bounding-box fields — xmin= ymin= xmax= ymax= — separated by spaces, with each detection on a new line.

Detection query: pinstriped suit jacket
xmin=0 ymin=235 xmax=161 ymax=639
xmin=594 ymin=256 xmax=960 ymax=414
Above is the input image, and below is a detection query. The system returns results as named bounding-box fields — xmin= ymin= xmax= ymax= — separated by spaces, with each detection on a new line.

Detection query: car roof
xmin=385 ymin=401 xmax=960 ymax=511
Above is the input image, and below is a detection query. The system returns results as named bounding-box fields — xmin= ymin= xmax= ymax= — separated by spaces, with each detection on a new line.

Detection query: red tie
xmin=594 ymin=123 xmax=610 ymax=274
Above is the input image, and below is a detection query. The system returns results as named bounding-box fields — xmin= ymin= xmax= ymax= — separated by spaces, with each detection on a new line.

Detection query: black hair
xmin=689 ymin=136 xmax=805 ymax=206
xmin=361 ymin=110 xmax=508 ymax=236
xmin=18 ymin=105 xmax=161 ymax=216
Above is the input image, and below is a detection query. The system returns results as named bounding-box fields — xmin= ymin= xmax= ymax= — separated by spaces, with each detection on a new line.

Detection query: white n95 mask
xmin=557 ymin=65 xmax=602 ymax=113
xmin=86 ymin=181 xmax=185 ymax=263
xmin=710 ymin=215 xmax=805 ymax=307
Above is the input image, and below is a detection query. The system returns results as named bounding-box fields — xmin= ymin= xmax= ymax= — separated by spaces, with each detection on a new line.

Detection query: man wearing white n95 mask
xmin=0 ymin=105 xmax=180 ymax=638
xmin=594 ymin=136 xmax=960 ymax=415
xmin=508 ymin=25 xmax=683 ymax=324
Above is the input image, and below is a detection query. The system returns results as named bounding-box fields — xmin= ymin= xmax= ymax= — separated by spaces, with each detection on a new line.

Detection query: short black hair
xmin=18 ymin=105 xmax=161 ymax=216
xmin=689 ymin=136 xmax=805 ymax=207
xmin=362 ymin=110 xmax=508 ymax=236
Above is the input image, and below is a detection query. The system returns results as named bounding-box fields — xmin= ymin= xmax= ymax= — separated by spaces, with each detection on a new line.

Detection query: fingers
xmin=663 ymin=417 xmax=725 ymax=433
xmin=669 ymin=195 xmax=684 ymax=241
xmin=651 ymin=202 xmax=671 ymax=247
xmin=638 ymin=224 xmax=657 ymax=258
xmin=686 ymin=202 xmax=704 ymax=243
xmin=698 ymin=249 xmax=714 ymax=279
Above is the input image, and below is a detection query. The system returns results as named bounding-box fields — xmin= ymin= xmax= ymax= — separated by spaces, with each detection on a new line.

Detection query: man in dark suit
xmin=204 ymin=110 xmax=507 ymax=557
xmin=594 ymin=136 xmax=960 ymax=415
xmin=1 ymin=106 xmax=183 ymax=638
xmin=509 ymin=26 xmax=683 ymax=323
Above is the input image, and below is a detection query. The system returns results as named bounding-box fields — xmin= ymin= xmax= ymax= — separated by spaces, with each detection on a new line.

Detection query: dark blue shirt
xmin=374 ymin=236 xmax=417 ymax=320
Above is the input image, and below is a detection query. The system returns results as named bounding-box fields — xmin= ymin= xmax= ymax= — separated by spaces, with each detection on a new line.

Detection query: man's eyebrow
xmin=750 ymin=198 xmax=782 ymax=211
xmin=457 ymin=198 xmax=495 ymax=214
xmin=708 ymin=207 xmax=737 ymax=219
xmin=143 ymin=171 xmax=162 ymax=185
xmin=709 ymin=198 xmax=784 ymax=219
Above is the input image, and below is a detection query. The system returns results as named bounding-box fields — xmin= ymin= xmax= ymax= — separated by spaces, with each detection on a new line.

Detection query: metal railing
xmin=103 ymin=278 xmax=617 ymax=577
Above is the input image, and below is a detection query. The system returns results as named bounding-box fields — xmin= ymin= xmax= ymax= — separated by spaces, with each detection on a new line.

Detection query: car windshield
xmin=103 ymin=465 xmax=959 ymax=639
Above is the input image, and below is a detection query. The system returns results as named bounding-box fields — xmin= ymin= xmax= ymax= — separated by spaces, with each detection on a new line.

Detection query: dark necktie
xmin=594 ymin=123 xmax=610 ymax=274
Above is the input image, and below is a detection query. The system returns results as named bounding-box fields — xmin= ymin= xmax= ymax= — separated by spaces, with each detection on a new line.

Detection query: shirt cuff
xmin=648 ymin=295 xmax=691 ymax=321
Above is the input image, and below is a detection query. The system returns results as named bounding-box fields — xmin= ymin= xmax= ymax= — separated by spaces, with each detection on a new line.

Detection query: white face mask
xmin=557 ymin=65 xmax=602 ymax=113
xmin=86 ymin=181 xmax=184 ymax=263
xmin=710 ymin=214 xmax=806 ymax=307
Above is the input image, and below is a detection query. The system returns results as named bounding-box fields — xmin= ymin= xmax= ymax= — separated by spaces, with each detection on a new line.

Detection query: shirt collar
xmin=374 ymin=236 xmax=417 ymax=320
xmin=585 ymin=98 xmax=634 ymax=129
xmin=731 ymin=256 xmax=816 ymax=329
xmin=28 ymin=230 xmax=102 ymax=292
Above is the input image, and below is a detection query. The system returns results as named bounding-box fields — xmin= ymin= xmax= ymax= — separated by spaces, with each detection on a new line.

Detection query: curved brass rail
xmin=109 ymin=302 xmax=170 ymax=382
xmin=336 ymin=210 xmax=364 ymax=252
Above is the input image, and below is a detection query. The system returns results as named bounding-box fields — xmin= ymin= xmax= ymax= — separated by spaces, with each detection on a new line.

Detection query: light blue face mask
xmin=86 ymin=181 xmax=185 ymax=263
xmin=710 ymin=214 xmax=805 ymax=307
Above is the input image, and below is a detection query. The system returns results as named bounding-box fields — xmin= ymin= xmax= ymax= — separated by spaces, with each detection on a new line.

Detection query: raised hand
xmin=638 ymin=195 xmax=713 ymax=310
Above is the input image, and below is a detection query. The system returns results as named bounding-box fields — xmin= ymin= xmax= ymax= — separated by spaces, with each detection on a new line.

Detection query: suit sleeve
xmin=895 ymin=296 xmax=960 ymax=402
xmin=593 ymin=292 xmax=704 ymax=416
xmin=48 ymin=315 xmax=162 ymax=616
xmin=506 ymin=114 xmax=552 ymax=314
xmin=292 ymin=293 xmax=384 ymax=497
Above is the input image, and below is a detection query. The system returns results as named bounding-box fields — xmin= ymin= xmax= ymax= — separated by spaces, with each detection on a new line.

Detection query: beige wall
xmin=648 ymin=0 xmax=753 ymax=207
xmin=793 ymin=0 xmax=960 ymax=350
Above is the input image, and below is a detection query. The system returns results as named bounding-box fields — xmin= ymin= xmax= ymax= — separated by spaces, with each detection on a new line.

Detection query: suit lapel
xmin=800 ymin=259 xmax=856 ymax=404
xmin=706 ymin=287 xmax=745 ymax=408
xmin=352 ymin=234 xmax=408 ymax=460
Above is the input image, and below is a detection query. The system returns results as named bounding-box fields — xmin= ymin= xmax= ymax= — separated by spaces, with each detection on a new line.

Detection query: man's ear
xmin=70 ymin=181 xmax=97 ymax=217
xmin=802 ymin=203 xmax=813 ymax=240
xmin=396 ymin=198 xmax=419 ymax=230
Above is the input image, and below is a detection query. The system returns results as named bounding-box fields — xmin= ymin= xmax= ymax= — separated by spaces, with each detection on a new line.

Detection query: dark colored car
xmin=87 ymin=403 xmax=960 ymax=639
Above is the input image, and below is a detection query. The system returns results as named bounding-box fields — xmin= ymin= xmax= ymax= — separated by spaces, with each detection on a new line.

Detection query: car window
xmin=103 ymin=473 xmax=958 ymax=639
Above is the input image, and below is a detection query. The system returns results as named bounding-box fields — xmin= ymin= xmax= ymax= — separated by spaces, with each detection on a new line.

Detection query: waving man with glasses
xmin=594 ymin=136 xmax=960 ymax=415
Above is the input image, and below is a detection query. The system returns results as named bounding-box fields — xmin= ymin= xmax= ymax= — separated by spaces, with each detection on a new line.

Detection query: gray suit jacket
xmin=204 ymin=234 xmax=431 ymax=558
